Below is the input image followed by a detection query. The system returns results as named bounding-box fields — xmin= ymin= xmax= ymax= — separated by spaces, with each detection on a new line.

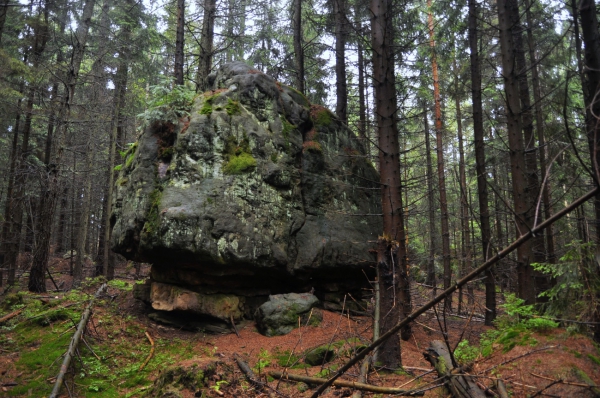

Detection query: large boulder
xmin=255 ymin=292 xmax=321 ymax=336
xmin=111 ymin=62 xmax=381 ymax=318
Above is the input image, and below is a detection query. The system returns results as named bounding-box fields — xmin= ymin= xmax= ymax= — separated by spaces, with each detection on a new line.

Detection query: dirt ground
xmin=1 ymin=255 xmax=599 ymax=397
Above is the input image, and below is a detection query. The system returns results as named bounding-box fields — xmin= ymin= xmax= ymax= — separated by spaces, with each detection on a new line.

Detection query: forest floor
xmin=0 ymin=255 xmax=600 ymax=397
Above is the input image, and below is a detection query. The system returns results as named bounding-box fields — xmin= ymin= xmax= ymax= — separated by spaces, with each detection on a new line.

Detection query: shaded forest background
xmin=1 ymin=0 xmax=600 ymax=350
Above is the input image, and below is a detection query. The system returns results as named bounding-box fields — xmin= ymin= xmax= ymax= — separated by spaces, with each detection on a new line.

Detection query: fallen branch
xmin=270 ymin=371 xmax=424 ymax=396
xmin=309 ymin=188 xmax=599 ymax=398
xmin=0 ymin=309 xmax=22 ymax=324
xmin=139 ymin=332 xmax=155 ymax=371
xmin=230 ymin=315 xmax=240 ymax=338
xmin=423 ymin=340 xmax=486 ymax=398
xmin=531 ymin=372 xmax=600 ymax=394
xmin=234 ymin=354 xmax=266 ymax=392
xmin=49 ymin=283 xmax=107 ymax=398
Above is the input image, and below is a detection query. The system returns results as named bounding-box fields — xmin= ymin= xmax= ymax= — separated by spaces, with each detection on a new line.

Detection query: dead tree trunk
xmin=423 ymin=340 xmax=486 ymax=398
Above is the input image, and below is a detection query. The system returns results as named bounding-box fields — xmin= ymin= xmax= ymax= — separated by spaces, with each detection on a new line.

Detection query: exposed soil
xmin=1 ymin=256 xmax=599 ymax=397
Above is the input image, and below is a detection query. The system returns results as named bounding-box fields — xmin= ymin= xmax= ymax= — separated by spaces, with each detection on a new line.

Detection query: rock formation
xmin=111 ymin=62 xmax=381 ymax=322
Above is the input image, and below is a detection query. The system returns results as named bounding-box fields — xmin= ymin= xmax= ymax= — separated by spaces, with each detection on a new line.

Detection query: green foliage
xmin=532 ymin=240 xmax=596 ymax=325
xmin=138 ymin=78 xmax=196 ymax=128
xmin=253 ymin=348 xmax=272 ymax=373
xmin=454 ymin=340 xmax=479 ymax=364
xmin=108 ymin=279 xmax=133 ymax=291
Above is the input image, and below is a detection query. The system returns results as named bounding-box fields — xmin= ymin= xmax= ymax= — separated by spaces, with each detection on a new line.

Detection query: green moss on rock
xmin=223 ymin=152 xmax=256 ymax=174
xmin=142 ymin=188 xmax=163 ymax=235
xmin=225 ymin=98 xmax=241 ymax=115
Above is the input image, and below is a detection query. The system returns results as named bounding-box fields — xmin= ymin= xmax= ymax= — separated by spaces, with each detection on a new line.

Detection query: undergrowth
xmin=454 ymin=293 xmax=558 ymax=365
xmin=0 ymin=278 xmax=199 ymax=397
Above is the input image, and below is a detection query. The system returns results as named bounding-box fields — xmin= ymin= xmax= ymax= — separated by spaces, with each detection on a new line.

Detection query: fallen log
xmin=269 ymin=371 xmax=424 ymax=396
xmin=0 ymin=309 xmax=22 ymax=324
xmin=423 ymin=340 xmax=486 ymax=398
xmin=49 ymin=283 xmax=107 ymax=398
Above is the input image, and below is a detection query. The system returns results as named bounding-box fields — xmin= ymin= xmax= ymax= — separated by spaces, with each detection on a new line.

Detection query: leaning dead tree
xmin=310 ymin=187 xmax=599 ymax=397
xmin=49 ymin=283 xmax=107 ymax=398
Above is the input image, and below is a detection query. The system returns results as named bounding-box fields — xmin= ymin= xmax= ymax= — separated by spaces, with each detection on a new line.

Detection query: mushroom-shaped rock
xmin=111 ymin=62 xmax=381 ymax=321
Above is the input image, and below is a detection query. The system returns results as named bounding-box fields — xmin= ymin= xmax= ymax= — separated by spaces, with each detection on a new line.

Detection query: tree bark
xmin=525 ymin=0 xmax=555 ymax=264
xmin=174 ymin=0 xmax=184 ymax=85
xmin=427 ymin=2 xmax=452 ymax=312
xmin=468 ymin=0 xmax=495 ymax=324
xmin=454 ymin=58 xmax=472 ymax=314
xmin=423 ymin=104 xmax=437 ymax=292
xmin=334 ymin=0 xmax=347 ymax=125
xmin=4 ymin=3 xmax=49 ymax=286
xmin=497 ymin=0 xmax=535 ymax=304
xmin=103 ymin=14 xmax=132 ymax=280
xmin=29 ymin=0 xmax=96 ymax=293
xmin=293 ymin=0 xmax=304 ymax=94
xmin=578 ymin=0 xmax=600 ymax=342
xmin=0 ymin=0 xmax=10 ymax=44
xmin=370 ymin=0 xmax=411 ymax=369
xmin=196 ymin=0 xmax=216 ymax=91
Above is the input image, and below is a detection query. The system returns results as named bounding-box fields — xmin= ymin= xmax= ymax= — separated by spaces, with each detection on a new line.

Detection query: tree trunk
xmin=525 ymin=0 xmax=555 ymax=265
xmin=370 ymin=0 xmax=411 ymax=369
xmin=103 ymin=18 xmax=132 ymax=280
xmin=468 ymin=0 xmax=500 ymax=320
xmin=423 ymin=104 xmax=437 ymax=292
xmin=427 ymin=3 xmax=452 ymax=312
xmin=355 ymin=7 xmax=366 ymax=140
xmin=174 ymin=0 xmax=184 ymax=85
xmin=334 ymin=0 xmax=347 ymax=125
xmin=196 ymin=0 xmax=216 ymax=91
xmin=5 ymin=3 xmax=49 ymax=286
xmin=454 ymin=57 xmax=472 ymax=314
xmin=497 ymin=0 xmax=535 ymax=304
xmin=0 ymin=0 xmax=10 ymax=44
xmin=29 ymin=0 xmax=96 ymax=293
xmin=293 ymin=0 xmax=304 ymax=94
xmin=578 ymin=0 xmax=600 ymax=342
xmin=1 ymin=97 xmax=24 ymax=286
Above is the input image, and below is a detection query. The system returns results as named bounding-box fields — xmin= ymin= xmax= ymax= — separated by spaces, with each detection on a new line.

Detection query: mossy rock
xmin=304 ymin=345 xmax=336 ymax=366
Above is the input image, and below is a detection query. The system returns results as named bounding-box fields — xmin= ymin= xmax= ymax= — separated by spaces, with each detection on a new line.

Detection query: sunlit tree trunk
xmin=423 ymin=104 xmax=437 ymax=293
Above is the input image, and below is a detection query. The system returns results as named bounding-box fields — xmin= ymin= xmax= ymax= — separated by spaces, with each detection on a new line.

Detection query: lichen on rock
xmin=111 ymin=61 xmax=382 ymax=323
